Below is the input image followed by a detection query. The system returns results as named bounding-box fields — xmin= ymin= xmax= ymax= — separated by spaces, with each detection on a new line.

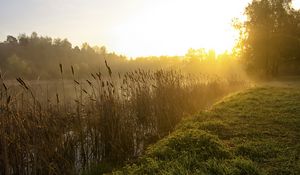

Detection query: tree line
xmin=0 ymin=32 xmax=127 ymax=79
xmin=0 ymin=33 xmax=240 ymax=79
xmin=236 ymin=0 xmax=300 ymax=78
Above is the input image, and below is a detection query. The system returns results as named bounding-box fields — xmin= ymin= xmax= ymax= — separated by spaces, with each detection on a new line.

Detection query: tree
xmin=235 ymin=0 xmax=300 ymax=77
xmin=18 ymin=34 xmax=29 ymax=46
xmin=6 ymin=35 xmax=17 ymax=44
xmin=6 ymin=54 xmax=31 ymax=76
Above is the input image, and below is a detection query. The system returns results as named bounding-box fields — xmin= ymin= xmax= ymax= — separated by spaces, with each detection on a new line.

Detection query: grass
xmin=112 ymin=86 xmax=300 ymax=175
xmin=0 ymin=67 xmax=247 ymax=174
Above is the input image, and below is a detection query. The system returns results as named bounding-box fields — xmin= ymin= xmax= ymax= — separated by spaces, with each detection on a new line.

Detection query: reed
xmin=0 ymin=64 xmax=248 ymax=174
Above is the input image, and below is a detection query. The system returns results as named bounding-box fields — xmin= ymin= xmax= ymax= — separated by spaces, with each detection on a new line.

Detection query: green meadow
xmin=112 ymin=86 xmax=300 ymax=175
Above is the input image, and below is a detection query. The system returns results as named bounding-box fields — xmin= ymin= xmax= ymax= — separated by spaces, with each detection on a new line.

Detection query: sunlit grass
xmin=114 ymin=86 xmax=300 ymax=174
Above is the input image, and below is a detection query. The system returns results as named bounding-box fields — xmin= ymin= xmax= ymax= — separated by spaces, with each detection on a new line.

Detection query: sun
xmin=109 ymin=0 xmax=249 ymax=57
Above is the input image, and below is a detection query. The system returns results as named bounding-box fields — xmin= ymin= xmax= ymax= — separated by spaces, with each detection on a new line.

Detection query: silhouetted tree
xmin=0 ymin=32 xmax=242 ymax=79
xmin=6 ymin=35 xmax=17 ymax=44
xmin=235 ymin=0 xmax=300 ymax=77
xmin=0 ymin=33 xmax=128 ymax=79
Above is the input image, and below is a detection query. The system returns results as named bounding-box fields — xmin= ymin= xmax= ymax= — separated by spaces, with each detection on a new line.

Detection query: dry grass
xmin=0 ymin=63 xmax=248 ymax=174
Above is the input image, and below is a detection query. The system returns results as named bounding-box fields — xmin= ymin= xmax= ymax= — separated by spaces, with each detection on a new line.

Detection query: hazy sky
xmin=1 ymin=0 xmax=300 ymax=57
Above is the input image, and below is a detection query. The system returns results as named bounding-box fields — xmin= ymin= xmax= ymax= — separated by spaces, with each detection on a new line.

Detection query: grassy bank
xmin=0 ymin=70 xmax=247 ymax=174
xmin=113 ymin=86 xmax=300 ymax=175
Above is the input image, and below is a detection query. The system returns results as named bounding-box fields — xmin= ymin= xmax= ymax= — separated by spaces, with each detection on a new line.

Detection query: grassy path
xmin=113 ymin=86 xmax=300 ymax=175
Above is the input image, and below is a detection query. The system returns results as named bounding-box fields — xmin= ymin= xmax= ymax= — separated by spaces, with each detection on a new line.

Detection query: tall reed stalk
xmin=0 ymin=64 xmax=248 ymax=174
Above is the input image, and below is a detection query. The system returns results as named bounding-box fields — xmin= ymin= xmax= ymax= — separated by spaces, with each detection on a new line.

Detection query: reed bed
xmin=0 ymin=64 xmax=248 ymax=174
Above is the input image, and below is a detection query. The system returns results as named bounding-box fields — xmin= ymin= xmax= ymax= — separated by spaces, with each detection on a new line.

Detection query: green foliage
xmin=114 ymin=86 xmax=300 ymax=174
xmin=146 ymin=130 xmax=230 ymax=161
xmin=82 ymin=162 xmax=115 ymax=175
xmin=235 ymin=0 xmax=300 ymax=78
xmin=235 ymin=141 xmax=280 ymax=162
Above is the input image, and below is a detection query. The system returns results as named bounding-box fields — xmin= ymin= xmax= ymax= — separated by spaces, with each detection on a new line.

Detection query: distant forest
xmin=0 ymin=33 xmax=240 ymax=79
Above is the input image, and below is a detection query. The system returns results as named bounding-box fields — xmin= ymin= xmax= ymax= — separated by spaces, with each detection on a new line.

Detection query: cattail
xmin=86 ymin=80 xmax=92 ymax=86
xmin=16 ymin=77 xmax=22 ymax=86
xmin=20 ymin=78 xmax=28 ymax=89
xmin=71 ymin=65 xmax=75 ymax=76
xmin=91 ymin=73 xmax=96 ymax=80
xmin=16 ymin=77 xmax=29 ymax=90
xmin=96 ymin=72 xmax=101 ymax=80
xmin=3 ymin=83 xmax=7 ymax=91
xmin=6 ymin=96 xmax=11 ymax=105
xmin=59 ymin=63 xmax=63 ymax=74
xmin=82 ymin=89 xmax=88 ymax=94
xmin=74 ymin=80 xmax=80 ymax=85
xmin=56 ymin=93 xmax=59 ymax=104
xmin=104 ymin=60 xmax=112 ymax=77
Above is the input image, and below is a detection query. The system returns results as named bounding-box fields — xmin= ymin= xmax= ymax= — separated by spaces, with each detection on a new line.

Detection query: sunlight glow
xmin=292 ymin=0 xmax=300 ymax=9
xmin=0 ymin=0 xmax=252 ymax=57
xmin=108 ymin=0 xmax=250 ymax=57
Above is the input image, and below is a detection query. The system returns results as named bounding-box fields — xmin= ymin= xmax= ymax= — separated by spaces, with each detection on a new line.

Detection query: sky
xmin=1 ymin=0 xmax=300 ymax=57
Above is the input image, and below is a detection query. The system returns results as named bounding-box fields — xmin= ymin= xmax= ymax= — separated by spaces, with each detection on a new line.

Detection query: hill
xmin=112 ymin=86 xmax=300 ymax=174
